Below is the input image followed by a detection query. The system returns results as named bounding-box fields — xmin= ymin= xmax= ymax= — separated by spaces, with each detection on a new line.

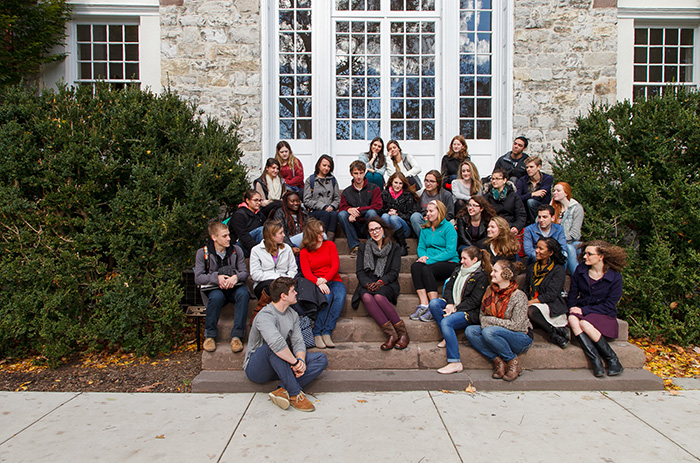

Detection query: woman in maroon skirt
xmin=567 ymin=240 xmax=627 ymax=377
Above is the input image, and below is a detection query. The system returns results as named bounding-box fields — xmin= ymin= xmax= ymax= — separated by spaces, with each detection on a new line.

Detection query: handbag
xmin=298 ymin=315 xmax=316 ymax=348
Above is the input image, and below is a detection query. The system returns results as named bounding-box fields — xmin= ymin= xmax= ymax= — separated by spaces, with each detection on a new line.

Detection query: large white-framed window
xmin=42 ymin=2 xmax=161 ymax=94
xmin=264 ymin=0 xmax=510 ymax=185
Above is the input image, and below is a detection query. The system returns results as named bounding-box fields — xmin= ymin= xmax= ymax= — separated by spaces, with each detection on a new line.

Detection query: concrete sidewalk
xmin=1 ymin=390 xmax=699 ymax=462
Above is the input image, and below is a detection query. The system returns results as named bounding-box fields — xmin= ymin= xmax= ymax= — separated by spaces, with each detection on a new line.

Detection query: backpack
xmin=308 ymin=174 xmax=337 ymax=193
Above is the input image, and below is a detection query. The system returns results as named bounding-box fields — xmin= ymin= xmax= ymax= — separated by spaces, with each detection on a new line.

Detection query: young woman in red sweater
xmin=299 ymin=218 xmax=347 ymax=349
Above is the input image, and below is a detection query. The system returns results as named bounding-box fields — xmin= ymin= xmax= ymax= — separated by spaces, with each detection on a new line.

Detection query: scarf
xmin=364 ymin=239 xmax=393 ymax=279
xmin=491 ymin=185 xmax=507 ymax=202
xmin=452 ymin=261 xmax=481 ymax=306
xmin=481 ymin=280 xmax=519 ymax=319
xmin=266 ymin=174 xmax=282 ymax=200
xmin=390 ymin=188 xmax=403 ymax=200
xmin=531 ymin=259 xmax=554 ymax=299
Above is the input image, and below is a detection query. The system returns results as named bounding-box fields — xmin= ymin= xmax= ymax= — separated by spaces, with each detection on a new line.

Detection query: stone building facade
xmin=43 ymin=0 xmax=699 ymax=181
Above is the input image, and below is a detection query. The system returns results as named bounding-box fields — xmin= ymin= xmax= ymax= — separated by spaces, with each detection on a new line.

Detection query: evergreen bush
xmin=554 ymin=89 xmax=700 ymax=345
xmin=0 ymin=84 xmax=248 ymax=363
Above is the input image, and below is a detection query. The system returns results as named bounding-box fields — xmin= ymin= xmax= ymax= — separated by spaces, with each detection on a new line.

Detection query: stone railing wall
xmin=513 ymin=0 xmax=618 ymax=167
xmin=160 ymin=0 xmax=262 ymax=176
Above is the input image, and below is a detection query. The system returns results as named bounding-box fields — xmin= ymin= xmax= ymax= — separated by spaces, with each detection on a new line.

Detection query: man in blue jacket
xmin=523 ymin=205 xmax=568 ymax=264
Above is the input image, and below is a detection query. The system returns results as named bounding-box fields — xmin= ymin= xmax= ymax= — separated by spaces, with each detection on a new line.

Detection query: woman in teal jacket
xmin=409 ymin=200 xmax=460 ymax=321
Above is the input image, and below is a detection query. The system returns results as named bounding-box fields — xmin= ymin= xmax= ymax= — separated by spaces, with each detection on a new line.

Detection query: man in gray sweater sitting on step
xmin=243 ymin=277 xmax=328 ymax=412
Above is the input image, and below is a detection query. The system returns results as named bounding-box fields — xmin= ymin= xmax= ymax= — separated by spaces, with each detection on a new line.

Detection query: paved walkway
xmin=1 ymin=390 xmax=699 ymax=462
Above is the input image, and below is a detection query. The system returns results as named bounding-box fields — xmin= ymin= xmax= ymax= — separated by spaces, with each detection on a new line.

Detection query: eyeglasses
xmin=491 ymin=176 xmax=504 ymax=181
xmin=368 ymin=227 xmax=383 ymax=233
xmin=583 ymin=251 xmax=598 ymax=257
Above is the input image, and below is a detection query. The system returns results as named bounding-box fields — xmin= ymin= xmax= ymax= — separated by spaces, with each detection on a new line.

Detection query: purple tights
xmin=362 ymin=293 xmax=401 ymax=326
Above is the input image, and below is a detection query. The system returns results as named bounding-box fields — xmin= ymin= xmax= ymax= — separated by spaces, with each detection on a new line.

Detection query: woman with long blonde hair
xmin=451 ymin=160 xmax=482 ymax=212
xmin=483 ymin=216 xmax=520 ymax=263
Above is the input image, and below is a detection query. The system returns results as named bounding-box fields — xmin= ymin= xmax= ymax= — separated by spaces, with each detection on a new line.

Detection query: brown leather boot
xmin=492 ymin=357 xmax=506 ymax=379
xmin=379 ymin=321 xmax=399 ymax=350
xmin=503 ymin=357 xmax=522 ymax=381
xmin=251 ymin=290 xmax=271 ymax=323
xmin=393 ymin=320 xmax=410 ymax=349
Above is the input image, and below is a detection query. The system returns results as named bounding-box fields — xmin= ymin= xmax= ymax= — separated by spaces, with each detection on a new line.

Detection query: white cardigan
xmin=385 ymin=153 xmax=422 ymax=179
xmin=249 ymin=242 xmax=298 ymax=288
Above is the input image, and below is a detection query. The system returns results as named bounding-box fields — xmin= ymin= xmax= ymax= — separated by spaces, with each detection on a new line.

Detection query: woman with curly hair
xmin=456 ymin=196 xmax=495 ymax=252
xmin=275 ymin=141 xmax=304 ymax=192
xmin=351 ymin=217 xmax=409 ymax=350
xmin=483 ymin=216 xmax=520 ymax=263
xmin=451 ymin=160 xmax=482 ymax=212
xmin=358 ymin=136 xmax=387 ymax=189
xmin=568 ymin=240 xmax=627 ymax=377
xmin=525 ymin=237 xmax=569 ymax=349
xmin=441 ymin=135 xmax=469 ymax=189
xmin=381 ymin=172 xmax=420 ymax=256
xmin=465 ymin=259 xmax=533 ymax=381
xmin=272 ymin=191 xmax=307 ymax=256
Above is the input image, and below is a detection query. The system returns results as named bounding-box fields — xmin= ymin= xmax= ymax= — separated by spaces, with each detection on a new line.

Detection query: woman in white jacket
xmin=385 ymin=139 xmax=422 ymax=189
xmin=249 ymin=220 xmax=298 ymax=316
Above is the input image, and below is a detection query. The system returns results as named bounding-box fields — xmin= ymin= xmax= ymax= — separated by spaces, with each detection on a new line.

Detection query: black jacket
xmin=495 ymin=151 xmax=530 ymax=182
xmin=229 ymin=206 xmax=265 ymax=253
xmin=380 ymin=189 xmax=420 ymax=222
xmin=442 ymin=267 xmax=489 ymax=324
xmin=480 ymin=182 xmax=527 ymax=231
xmin=524 ymin=263 xmax=567 ymax=318
xmin=351 ymin=242 xmax=402 ymax=309
xmin=456 ymin=217 xmax=488 ymax=249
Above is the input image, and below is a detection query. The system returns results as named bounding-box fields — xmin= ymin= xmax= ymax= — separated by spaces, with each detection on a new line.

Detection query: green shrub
xmin=554 ymin=89 xmax=700 ymax=345
xmin=0 ymin=84 xmax=248 ymax=364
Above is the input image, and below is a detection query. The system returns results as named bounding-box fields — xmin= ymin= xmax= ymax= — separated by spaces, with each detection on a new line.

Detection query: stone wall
xmin=513 ymin=0 xmax=618 ymax=166
xmin=160 ymin=0 xmax=262 ymax=175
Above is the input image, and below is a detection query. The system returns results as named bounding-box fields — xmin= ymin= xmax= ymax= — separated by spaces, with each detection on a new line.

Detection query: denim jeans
xmin=313 ymin=280 xmax=346 ymax=336
xmin=310 ymin=210 xmax=338 ymax=235
xmin=244 ymin=343 xmax=328 ymax=396
xmin=525 ymin=198 xmax=544 ymax=225
xmin=204 ymin=285 xmax=251 ymax=340
xmin=380 ymin=213 xmax=411 ymax=237
xmin=338 ymin=209 xmax=379 ymax=250
xmin=566 ymin=241 xmax=581 ymax=275
xmin=409 ymin=211 xmax=425 ymax=238
xmin=464 ymin=325 xmax=532 ymax=362
xmin=429 ymin=298 xmax=469 ymax=363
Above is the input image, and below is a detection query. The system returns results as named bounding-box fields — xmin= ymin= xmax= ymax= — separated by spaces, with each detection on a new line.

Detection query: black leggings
xmin=411 ymin=261 xmax=459 ymax=293
xmin=528 ymin=306 xmax=554 ymax=335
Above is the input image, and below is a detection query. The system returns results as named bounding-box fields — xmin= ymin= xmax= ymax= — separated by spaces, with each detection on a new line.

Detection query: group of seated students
xmin=194 ymin=135 xmax=624 ymax=408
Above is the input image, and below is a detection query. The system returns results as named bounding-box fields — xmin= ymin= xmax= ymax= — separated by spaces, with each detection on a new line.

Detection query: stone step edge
xmin=191 ymin=368 xmax=664 ymax=393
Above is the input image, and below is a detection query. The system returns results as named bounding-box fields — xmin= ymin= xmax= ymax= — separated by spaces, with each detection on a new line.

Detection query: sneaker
xmin=290 ymin=391 xmax=315 ymax=412
xmin=409 ymin=305 xmax=428 ymax=321
xmin=269 ymin=387 xmax=290 ymax=410
xmin=350 ymin=246 xmax=359 ymax=257
xmin=230 ymin=337 xmax=243 ymax=353
xmin=419 ymin=310 xmax=434 ymax=322
xmin=203 ymin=337 xmax=216 ymax=352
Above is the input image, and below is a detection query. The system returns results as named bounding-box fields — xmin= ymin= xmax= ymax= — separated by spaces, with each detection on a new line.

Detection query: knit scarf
xmin=266 ymin=174 xmax=282 ymax=200
xmin=452 ymin=261 xmax=481 ymax=306
xmin=390 ymin=188 xmax=403 ymax=200
xmin=491 ymin=185 xmax=507 ymax=202
xmin=531 ymin=259 xmax=554 ymax=299
xmin=364 ymin=239 xmax=392 ymax=279
xmin=481 ymin=280 xmax=519 ymax=318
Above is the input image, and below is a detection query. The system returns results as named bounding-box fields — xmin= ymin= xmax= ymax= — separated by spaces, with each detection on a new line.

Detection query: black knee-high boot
xmin=593 ymin=337 xmax=624 ymax=376
xmin=528 ymin=307 xmax=569 ymax=349
xmin=577 ymin=333 xmax=605 ymax=377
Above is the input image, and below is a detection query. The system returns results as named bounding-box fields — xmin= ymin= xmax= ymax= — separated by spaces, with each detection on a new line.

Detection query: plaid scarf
xmin=481 ymin=280 xmax=519 ymax=318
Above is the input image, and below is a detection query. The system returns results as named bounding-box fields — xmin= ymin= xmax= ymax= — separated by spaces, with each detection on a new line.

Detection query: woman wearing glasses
xmin=568 ymin=240 xmax=627 ymax=377
xmin=351 ymin=217 xmax=408 ymax=350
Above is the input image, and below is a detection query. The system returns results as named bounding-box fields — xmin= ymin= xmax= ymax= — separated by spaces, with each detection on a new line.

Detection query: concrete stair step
xmin=339 ymin=254 xmax=418 ymax=273
xmin=335 ymin=237 xmax=419 ymax=254
xmin=191 ymin=368 xmax=663 ymax=393
xmin=200 ymin=339 xmax=645 ymax=371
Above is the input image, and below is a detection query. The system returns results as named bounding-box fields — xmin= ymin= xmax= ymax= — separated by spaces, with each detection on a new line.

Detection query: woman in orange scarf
xmin=465 ymin=260 xmax=533 ymax=381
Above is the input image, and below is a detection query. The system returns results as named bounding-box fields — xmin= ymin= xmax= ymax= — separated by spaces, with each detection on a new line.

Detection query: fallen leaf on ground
xmin=155 ymin=434 xmax=165 ymax=439
xmin=356 ymin=399 xmax=367 ymax=403
xmin=440 ymin=389 xmax=453 ymax=394
xmin=136 ymin=382 xmax=163 ymax=392
xmin=465 ymin=384 xmax=477 ymax=393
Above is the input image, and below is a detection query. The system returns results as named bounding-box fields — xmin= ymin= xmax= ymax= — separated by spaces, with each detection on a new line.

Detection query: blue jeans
xmin=310 ymin=210 xmax=338 ymax=235
xmin=525 ymin=198 xmax=545 ymax=224
xmin=204 ymin=285 xmax=250 ymax=340
xmin=313 ymin=280 xmax=346 ymax=336
xmin=409 ymin=211 xmax=425 ymax=238
xmin=245 ymin=343 xmax=328 ymax=396
xmin=464 ymin=325 xmax=532 ymax=362
xmin=566 ymin=241 xmax=581 ymax=275
xmin=338 ymin=209 xmax=379 ymax=250
xmin=381 ymin=213 xmax=411 ymax=237
xmin=365 ymin=171 xmax=385 ymax=189
xmin=429 ymin=299 xmax=469 ymax=363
